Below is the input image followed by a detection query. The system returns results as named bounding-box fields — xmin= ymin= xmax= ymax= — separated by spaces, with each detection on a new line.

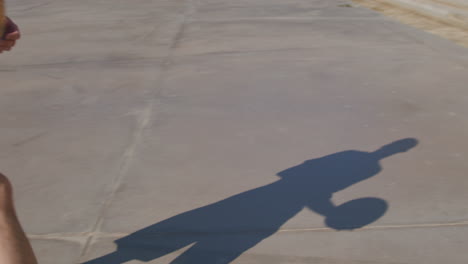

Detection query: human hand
xmin=1 ymin=17 xmax=20 ymax=53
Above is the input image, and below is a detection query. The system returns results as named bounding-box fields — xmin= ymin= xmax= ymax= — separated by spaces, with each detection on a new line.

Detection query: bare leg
xmin=0 ymin=173 xmax=38 ymax=264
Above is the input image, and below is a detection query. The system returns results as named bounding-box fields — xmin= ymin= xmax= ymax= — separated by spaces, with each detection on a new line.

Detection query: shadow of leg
xmin=83 ymin=236 xmax=195 ymax=264
xmin=170 ymin=244 xmax=245 ymax=264
xmin=170 ymin=232 xmax=273 ymax=264
xmin=82 ymin=251 xmax=131 ymax=264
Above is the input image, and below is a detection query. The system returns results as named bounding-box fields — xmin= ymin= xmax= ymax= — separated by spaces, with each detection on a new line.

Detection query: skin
xmin=1 ymin=16 xmax=20 ymax=53
xmin=0 ymin=173 xmax=38 ymax=264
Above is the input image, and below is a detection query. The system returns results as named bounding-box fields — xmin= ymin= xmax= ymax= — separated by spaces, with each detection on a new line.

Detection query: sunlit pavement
xmin=1 ymin=0 xmax=468 ymax=263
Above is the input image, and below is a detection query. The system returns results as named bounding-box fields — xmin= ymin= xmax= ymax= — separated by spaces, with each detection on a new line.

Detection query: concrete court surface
xmin=1 ymin=0 xmax=468 ymax=263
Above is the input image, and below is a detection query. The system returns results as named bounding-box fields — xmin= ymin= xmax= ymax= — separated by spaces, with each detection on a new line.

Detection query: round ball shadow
xmin=325 ymin=197 xmax=388 ymax=230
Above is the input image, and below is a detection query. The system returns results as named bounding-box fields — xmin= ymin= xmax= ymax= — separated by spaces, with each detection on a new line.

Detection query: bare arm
xmin=0 ymin=174 xmax=38 ymax=264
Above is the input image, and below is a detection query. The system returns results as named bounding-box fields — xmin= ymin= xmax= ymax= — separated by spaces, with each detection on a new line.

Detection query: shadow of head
xmin=275 ymin=138 xmax=418 ymax=230
xmin=325 ymin=138 xmax=418 ymax=230
xmin=373 ymin=138 xmax=418 ymax=158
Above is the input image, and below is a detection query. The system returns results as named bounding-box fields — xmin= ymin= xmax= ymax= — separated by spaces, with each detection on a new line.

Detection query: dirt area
xmin=352 ymin=0 xmax=468 ymax=47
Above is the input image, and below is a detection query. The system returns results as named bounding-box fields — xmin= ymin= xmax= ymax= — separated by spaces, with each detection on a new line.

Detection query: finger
xmin=5 ymin=17 xmax=19 ymax=35
xmin=0 ymin=39 xmax=14 ymax=44
xmin=4 ymin=42 xmax=14 ymax=51
xmin=0 ymin=46 xmax=14 ymax=52
xmin=5 ymin=31 xmax=20 ymax=41
xmin=0 ymin=40 xmax=15 ymax=48
xmin=2 ymin=17 xmax=20 ymax=40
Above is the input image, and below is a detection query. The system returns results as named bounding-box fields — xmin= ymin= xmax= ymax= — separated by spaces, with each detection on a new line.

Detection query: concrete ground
xmin=1 ymin=0 xmax=468 ymax=263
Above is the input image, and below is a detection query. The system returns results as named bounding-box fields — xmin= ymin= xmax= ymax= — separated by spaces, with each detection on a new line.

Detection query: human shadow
xmin=83 ymin=138 xmax=418 ymax=264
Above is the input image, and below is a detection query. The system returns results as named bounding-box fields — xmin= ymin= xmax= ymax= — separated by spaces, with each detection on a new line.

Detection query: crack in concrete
xmin=187 ymin=16 xmax=384 ymax=22
xmin=30 ymin=220 xmax=468 ymax=242
xmin=77 ymin=0 xmax=197 ymax=262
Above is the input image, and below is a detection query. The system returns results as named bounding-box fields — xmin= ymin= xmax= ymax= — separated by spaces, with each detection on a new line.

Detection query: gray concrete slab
xmin=192 ymin=0 xmax=380 ymax=20
xmin=30 ymin=239 xmax=84 ymax=264
xmin=0 ymin=64 xmax=163 ymax=234
xmin=1 ymin=0 xmax=468 ymax=263
xmin=172 ymin=19 xmax=416 ymax=57
xmin=2 ymin=0 xmax=184 ymax=66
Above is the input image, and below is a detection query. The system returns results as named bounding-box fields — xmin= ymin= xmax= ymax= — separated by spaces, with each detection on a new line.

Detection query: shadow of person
xmin=83 ymin=138 xmax=418 ymax=264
